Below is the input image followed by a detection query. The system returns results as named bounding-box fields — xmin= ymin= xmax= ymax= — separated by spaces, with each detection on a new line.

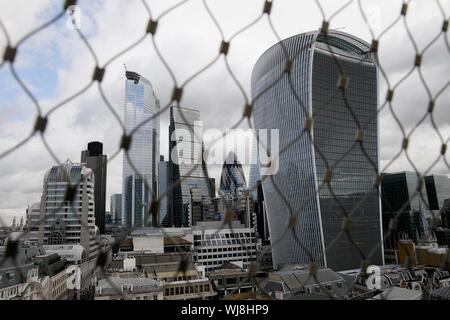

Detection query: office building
xmin=81 ymin=141 xmax=107 ymax=234
xmin=168 ymin=106 xmax=214 ymax=227
xmin=122 ymin=71 xmax=160 ymax=228
xmin=29 ymin=160 xmax=100 ymax=260
xmin=425 ymin=175 xmax=450 ymax=217
xmin=208 ymin=262 xmax=255 ymax=298
xmin=248 ymin=134 xmax=261 ymax=201
xmin=95 ymin=277 xmax=164 ymax=300
xmin=251 ymin=30 xmax=383 ymax=270
xmin=158 ymin=156 xmax=169 ymax=226
xmin=110 ymin=194 xmax=122 ymax=225
xmin=219 ymin=151 xmax=246 ymax=196
xmin=381 ymin=172 xmax=429 ymax=247
xmin=192 ymin=221 xmax=257 ymax=273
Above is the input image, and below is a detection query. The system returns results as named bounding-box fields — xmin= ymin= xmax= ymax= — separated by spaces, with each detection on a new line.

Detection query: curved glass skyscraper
xmin=122 ymin=71 xmax=160 ymax=228
xmin=219 ymin=151 xmax=247 ymax=196
xmin=251 ymin=30 xmax=384 ymax=271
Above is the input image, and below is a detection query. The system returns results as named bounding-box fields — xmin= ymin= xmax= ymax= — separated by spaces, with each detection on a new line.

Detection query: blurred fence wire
xmin=0 ymin=0 xmax=449 ymax=300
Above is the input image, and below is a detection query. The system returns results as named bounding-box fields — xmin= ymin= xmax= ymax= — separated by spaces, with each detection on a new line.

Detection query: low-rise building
xmin=208 ymin=262 xmax=255 ymax=297
xmin=95 ymin=277 xmax=164 ymax=300
xmin=192 ymin=221 xmax=257 ymax=273
xmin=263 ymin=266 xmax=348 ymax=300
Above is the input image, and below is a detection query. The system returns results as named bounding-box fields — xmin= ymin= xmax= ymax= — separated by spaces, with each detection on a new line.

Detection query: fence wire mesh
xmin=0 ymin=0 xmax=449 ymax=300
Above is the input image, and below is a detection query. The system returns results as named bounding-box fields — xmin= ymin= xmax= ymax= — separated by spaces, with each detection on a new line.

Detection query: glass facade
xmin=425 ymin=175 xmax=450 ymax=211
xmin=251 ymin=31 xmax=383 ymax=270
xmin=168 ymin=106 xmax=214 ymax=227
xmin=158 ymin=158 xmax=169 ymax=226
xmin=248 ymin=135 xmax=261 ymax=200
xmin=122 ymin=71 xmax=160 ymax=228
xmin=381 ymin=172 xmax=429 ymax=246
xmin=219 ymin=151 xmax=247 ymax=195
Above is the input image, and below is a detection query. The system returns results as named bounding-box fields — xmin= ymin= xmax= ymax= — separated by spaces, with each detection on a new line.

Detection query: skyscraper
xmin=81 ymin=141 xmax=107 ymax=234
xmin=158 ymin=155 xmax=169 ymax=226
xmin=219 ymin=151 xmax=247 ymax=196
xmin=248 ymin=135 xmax=261 ymax=201
xmin=424 ymin=175 xmax=450 ymax=212
xmin=32 ymin=160 xmax=100 ymax=260
xmin=122 ymin=71 xmax=160 ymax=229
xmin=168 ymin=106 xmax=214 ymax=227
xmin=251 ymin=30 xmax=383 ymax=270
xmin=110 ymin=194 xmax=122 ymax=224
xmin=381 ymin=172 xmax=429 ymax=246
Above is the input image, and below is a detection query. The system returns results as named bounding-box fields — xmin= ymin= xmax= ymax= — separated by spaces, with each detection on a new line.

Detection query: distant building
xmin=253 ymin=180 xmax=269 ymax=241
xmin=81 ymin=141 xmax=107 ymax=234
xmin=219 ymin=151 xmax=246 ymax=196
xmin=192 ymin=221 xmax=257 ymax=273
xmin=425 ymin=175 xmax=450 ymax=212
xmin=122 ymin=71 xmax=160 ymax=228
xmin=158 ymin=156 xmax=169 ymax=226
xmin=209 ymin=262 xmax=255 ymax=298
xmin=256 ymin=241 xmax=273 ymax=272
xmin=28 ymin=160 xmax=100 ymax=261
xmin=110 ymin=194 xmax=122 ymax=225
xmin=95 ymin=277 xmax=164 ymax=300
xmin=381 ymin=172 xmax=430 ymax=248
xmin=0 ymin=245 xmax=71 ymax=300
xmin=143 ymin=257 xmax=216 ymax=300
xmin=168 ymin=106 xmax=214 ymax=227
xmin=441 ymin=199 xmax=450 ymax=229
xmin=263 ymin=266 xmax=348 ymax=300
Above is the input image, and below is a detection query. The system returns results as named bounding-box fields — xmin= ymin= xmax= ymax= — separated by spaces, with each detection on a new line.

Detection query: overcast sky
xmin=0 ymin=0 xmax=449 ymax=225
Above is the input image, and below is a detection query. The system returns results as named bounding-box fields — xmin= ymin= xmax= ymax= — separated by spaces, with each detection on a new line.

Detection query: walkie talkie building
xmin=251 ymin=30 xmax=384 ymax=271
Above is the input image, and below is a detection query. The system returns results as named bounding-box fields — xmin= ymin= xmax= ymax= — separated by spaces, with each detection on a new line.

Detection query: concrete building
xmin=263 ymin=266 xmax=348 ymax=300
xmin=95 ymin=277 xmax=164 ymax=300
xmin=192 ymin=221 xmax=257 ymax=273
xmin=27 ymin=160 xmax=100 ymax=261
xmin=143 ymin=258 xmax=216 ymax=300
xmin=0 ymin=245 xmax=71 ymax=300
xmin=208 ymin=262 xmax=255 ymax=297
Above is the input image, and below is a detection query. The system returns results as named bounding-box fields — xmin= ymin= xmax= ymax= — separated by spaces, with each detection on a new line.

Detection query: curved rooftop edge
xmin=251 ymin=30 xmax=374 ymax=84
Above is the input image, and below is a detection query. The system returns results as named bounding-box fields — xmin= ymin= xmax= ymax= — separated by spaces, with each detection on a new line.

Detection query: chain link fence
xmin=0 ymin=0 xmax=449 ymax=300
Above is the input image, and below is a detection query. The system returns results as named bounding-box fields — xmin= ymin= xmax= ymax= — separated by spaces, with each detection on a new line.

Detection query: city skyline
xmin=1 ymin=1 xmax=449 ymax=224
xmin=1 ymin=0 xmax=450 ymax=303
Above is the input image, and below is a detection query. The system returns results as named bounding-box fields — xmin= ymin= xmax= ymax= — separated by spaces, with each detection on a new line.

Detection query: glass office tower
xmin=122 ymin=71 xmax=160 ymax=228
xmin=381 ymin=172 xmax=429 ymax=246
xmin=219 ymin=151 xmax=247 ymax=196
xmin=251 ymin=30 xmax=383 ymax=271
xmin=425 ymin=175 xmax=450 ymax=211
xmin=168 ymin=106 xmax=214 ymax=227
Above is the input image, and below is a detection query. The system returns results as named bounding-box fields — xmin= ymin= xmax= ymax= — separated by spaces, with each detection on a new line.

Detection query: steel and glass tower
xmin=168 ymin=106 xmax=214 ymax=227
xmin=122 ymin=71 xmax=160 ymax=228
xmin=219 ymin=151 xmax=247 ymax=196
xmin=251 ymin=30 xmax=384 ymax=271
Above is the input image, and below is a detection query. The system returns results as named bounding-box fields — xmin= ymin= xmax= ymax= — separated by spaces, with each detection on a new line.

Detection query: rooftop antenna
xmin=123 ymin=63 xmax=128 ymax=72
